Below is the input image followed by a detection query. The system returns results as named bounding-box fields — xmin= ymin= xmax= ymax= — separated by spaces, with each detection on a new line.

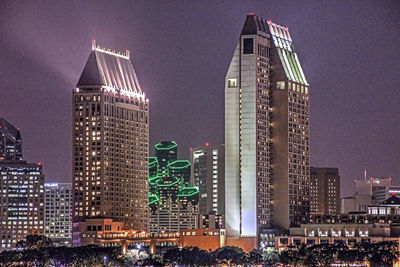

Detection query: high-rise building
xmin=190 ymin=143 xmax=225 ymax=215
xmin=44 ymin=183 xmax=72 ymax=246
xmin=0 ymin=161 xmax=45 ymax=250
xmin=0 ymin=118 xmax=22 ymax=162
xmin=155 ymin=141 xmax=178 ymax=175
xmin=149 ymin=141 xmax=199 ymax=233
xmin=225 ymin=14 xmax=310 ymax=239
xmin=0 ymin=118 xmax=45 ymax=250
xmin=310 ymin=167 xmax=340 ymax=215
xmin=72 ymin=42 xmax=149 ymax=232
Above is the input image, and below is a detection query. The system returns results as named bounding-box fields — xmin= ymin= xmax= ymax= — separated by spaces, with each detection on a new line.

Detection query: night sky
xmin=0 ymin=1 xmax=399 ymax=197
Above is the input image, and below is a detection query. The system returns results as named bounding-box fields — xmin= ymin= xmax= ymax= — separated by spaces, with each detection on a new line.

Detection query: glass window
xmin=243 ymin=38 xmax=254 ymax=54
xmin=228 ymin=79 xmax=237 ymax=88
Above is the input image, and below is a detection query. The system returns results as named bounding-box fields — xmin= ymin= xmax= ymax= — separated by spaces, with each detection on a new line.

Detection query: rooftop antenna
xmin=92 ymin=39 xmax=96 ymax=51
xmin=364 ymin=169 xmax=367 ymax=181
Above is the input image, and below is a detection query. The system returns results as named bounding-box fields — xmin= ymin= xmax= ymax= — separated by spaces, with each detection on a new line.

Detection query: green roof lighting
xmin=167 ymin=160 xmax=191 ymax=169
xmin=154 ymin=141 xmax=177 ymax=150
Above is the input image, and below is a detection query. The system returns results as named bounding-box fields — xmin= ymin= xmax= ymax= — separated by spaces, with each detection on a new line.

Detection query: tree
xmin=279 ymin=244 xmax=307 ymax=266
xmin=162 ymin=247 xmax=182 ymax=265
xmin=121 ymin=248 xmax=149 ymax=266
xmin=213 ymin=246 xmax=247 ymax=265
xmin=368 ymin=241 xmax=400 ymax=266
xmin=262 ymin=248 xmax=280 ymax=266
xmin=304 ymin=243 xmax=337 ymax=266
xmin=247 ymin=249 xmax=263 ymax=265
xmin=16 ymin=235 xmax=54 ymax=250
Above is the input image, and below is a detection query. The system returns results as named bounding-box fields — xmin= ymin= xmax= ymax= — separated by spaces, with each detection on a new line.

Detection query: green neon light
xmin=287 ymin=51 xmax=303 ymax=84
xmin=149 ymin=175 xmax=163 ymax=185
xmin=167 ymin=160 xmax=191 ymax=169
xmin=149 ymin=157 xmax=158 ymax=168
xmin=156 ymin=177 xmax=180 ymax=187
xmin=177 ymin=187 xmax=199 ymax=197
xmin=149 ymin=193 xmax=160 ymax=205
xmin=154 ymin=141 xmax=177 ymax=150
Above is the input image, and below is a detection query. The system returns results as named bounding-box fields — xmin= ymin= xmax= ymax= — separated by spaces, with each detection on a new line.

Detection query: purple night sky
xmin=0 ymin=1 xmax=399 ymax=197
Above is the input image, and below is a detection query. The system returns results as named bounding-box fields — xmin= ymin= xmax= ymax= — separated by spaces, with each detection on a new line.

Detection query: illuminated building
xmin=0 ymin=118 xmax=22 ymax=162
xmin=72 ymin=41 xmax=149 ymax=232
xmin=278 ymin=196 xmax=400 ymax=252
xmin=154 ymin=141 xmax=191 ymax=186
xmin=310 ymin=167 xmax=340 ymax=215
xmin=198 ymin=213 xmax=224 ymax=229
xmin=367 ymin=194 xmax=400 ymax=215
xmin=75 ymin=224 xmax=226 ymax=254
xmin=154 ymin=141 xmax=177 ymax=175
xmin=190 ymin=143 xmax=225 ymax=215
xmin=149 ymin=141 xmax=199 ymax=233
xmin=224 ymin=14 xmax=310 ymax=240
xmin=44 ymin=183 xmax=72 ymax=246
xmin=0 ymin=161 xmax=45 ymax=250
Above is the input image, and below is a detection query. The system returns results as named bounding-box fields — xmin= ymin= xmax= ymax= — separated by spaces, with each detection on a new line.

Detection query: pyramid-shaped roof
xmin=381 ymin=195 xmax=400 ymax=205
xmin=77 ymin=43 xmax=144 ymax=97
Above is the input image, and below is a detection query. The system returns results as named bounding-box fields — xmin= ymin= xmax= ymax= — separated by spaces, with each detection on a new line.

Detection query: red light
xmin=370 ymin=177 xmax=373 ymax=181
xmin=38 ymin=162 xmax=42 ymax=166
xmin=353 ymin=179 xmax=357 ymax=183
xmin=285 ymin=26 xmax=289 ymax=30
xmin=249 ymin=13 xmax=255 ymax=15
xmin=93 ymin=39 xmax=96 ymax=42
xmin=392 ymin=192 xmax=396 ymax=196
xmin=389 ymin=177 xmax=392 ymax=181
xmin=17 ymin=128 xmax=20 ymax=131
xmin=268 ymin=19 xmax=272 ymax=23
xmin=189 ymin=147 xmax=192 ymax=151
xmin=205 ymin=142 xmax=209 ymax=147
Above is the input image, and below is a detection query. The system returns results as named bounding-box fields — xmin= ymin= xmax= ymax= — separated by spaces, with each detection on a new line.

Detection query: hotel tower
xmin=72 ymin=42 xmax=149 ymax=232
xmin=225 ymin=14 xmax=310 ymax=239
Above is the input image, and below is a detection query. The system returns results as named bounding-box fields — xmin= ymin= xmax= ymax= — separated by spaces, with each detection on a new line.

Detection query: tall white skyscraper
xmin=225 ymin=14 xmax=310 ymax=240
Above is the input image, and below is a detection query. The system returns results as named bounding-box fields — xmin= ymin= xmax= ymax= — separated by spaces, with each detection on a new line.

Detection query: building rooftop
xmin=77 ymin=41 xmax=145 ymax=100
xmin=381 ymin=195 xmax=400 ymax=206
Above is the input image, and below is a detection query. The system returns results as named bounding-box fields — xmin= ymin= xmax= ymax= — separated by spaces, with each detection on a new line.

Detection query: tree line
xmin=0 ymin=235 xmax=398 ymax=266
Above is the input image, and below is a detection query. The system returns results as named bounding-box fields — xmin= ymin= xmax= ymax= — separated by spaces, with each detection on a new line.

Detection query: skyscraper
xmin=225 ymin=14 xmax=310 ymax=239
xmin=0 ymin=118 xmax=22 ymax=162
xmin=44 ymin=183 xmax=72 ymax=246
xmin=190 ymin=143 xmax=225 ymax=215
xmin=0 ymin=162 xmax=45 ymax=250
xmin=310 ymin=167 xmax=340 ymax=215
xmin=0 ymin=119 xmax=45 ymax=250
xmin=72 ymin=42 xmax=149 ymax=231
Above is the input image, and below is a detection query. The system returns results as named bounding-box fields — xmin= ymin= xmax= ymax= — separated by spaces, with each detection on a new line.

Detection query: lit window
xmin=228 ymin=79 xmax=237 ymax=88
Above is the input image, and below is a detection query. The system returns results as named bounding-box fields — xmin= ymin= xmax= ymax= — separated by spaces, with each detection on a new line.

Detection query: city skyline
xmin=0 ymin=1 xmax=399 ymax=197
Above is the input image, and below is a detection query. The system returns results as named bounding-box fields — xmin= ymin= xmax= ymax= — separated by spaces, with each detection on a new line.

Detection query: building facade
xmin=371 ymin=184 xmax=399 ymax=204
xmin=0 ymin=118 xmax=22 ymax=162
xmin=149 ymin=141 xmax=199 ymax=233
xmin=310 ymin=167 xmax=340 ymax=215
xmin=190 ymin=143 xmax=225 ymax=215
xmin=341 ymin=177 xmax=392 ymax=213
xmin=44 ymin=183 xmax=72 ymax=246
xmin=0 ymin=161 xmax=45 ymax=250
xmin=225 ymin=14 xmax=310 ymax=238
xmin=72 ymin=42 xmax=149 ymax=232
